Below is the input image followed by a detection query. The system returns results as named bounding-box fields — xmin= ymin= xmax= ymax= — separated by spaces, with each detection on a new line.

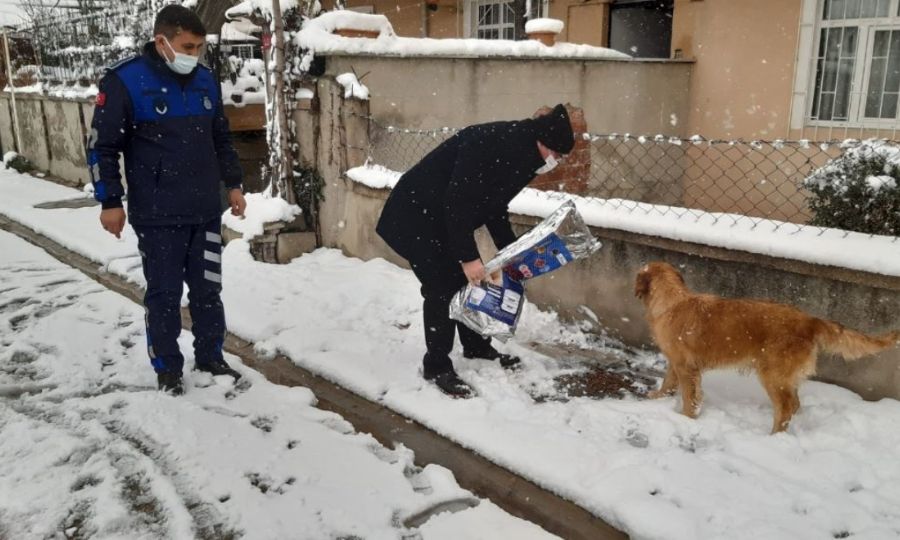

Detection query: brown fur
xmin=634 ymin=262 xmax=899 ymax=433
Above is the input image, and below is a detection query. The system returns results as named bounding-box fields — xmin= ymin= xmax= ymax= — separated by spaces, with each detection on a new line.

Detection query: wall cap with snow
xmin=342 ymin=163 xmax=900 ymax=282
xmin=525 ymin=18 xmax=565 ymax=47
xmin=296 ymin=11 xmax=631 ymax=61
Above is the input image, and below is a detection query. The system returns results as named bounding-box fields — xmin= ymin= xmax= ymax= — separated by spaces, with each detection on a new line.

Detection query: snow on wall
xmin=335 ymin=72 xmax=369 ymax=100
xmin=308 ymin=11 xmax=395 ymax=35
xmin=222 ymin=192 xmax=303 ymax=240
xmin=295 ymin=11 xmax=630 ymax=60
xmin=345 ymin=163 xmax=900 ymax=277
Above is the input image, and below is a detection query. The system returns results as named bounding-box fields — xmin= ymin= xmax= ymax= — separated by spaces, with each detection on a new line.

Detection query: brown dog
xmin=634 ymin=262 xmax=898 ymax=433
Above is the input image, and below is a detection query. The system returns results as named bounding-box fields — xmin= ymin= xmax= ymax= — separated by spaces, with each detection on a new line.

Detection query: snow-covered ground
xmin=3 ymin=171 xmax=900 ymax=539
xmin=0 ymin=228 xmax=557 ymax=540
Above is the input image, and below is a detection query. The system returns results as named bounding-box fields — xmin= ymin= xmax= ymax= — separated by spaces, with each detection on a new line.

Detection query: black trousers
xmin=408 ymin=249 xmax=494 ymax=377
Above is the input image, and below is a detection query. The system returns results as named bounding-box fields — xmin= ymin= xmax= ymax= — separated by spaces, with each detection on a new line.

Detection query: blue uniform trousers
xmin=134 ymin=217 xmax=226 ymax=374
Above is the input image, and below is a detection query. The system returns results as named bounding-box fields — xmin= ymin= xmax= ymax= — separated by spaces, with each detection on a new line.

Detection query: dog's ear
xmin=634 ymin=270 xmax=652 ymax=300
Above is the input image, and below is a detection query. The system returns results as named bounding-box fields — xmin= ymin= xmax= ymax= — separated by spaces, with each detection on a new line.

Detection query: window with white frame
xmin=809 ymin=0 xmax=900 ymax=125
xmin=526 ymin=0 xmax=549 ymax=20
xmin=229 ymin=44 xmax=257 ymax=60
xmin=471 ymin=0 xmax=516 ymax=40
xmin=467 ymin=0 xmax=548 ymax=39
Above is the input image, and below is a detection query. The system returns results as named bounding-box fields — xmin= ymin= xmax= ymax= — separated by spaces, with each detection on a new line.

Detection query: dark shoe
xmin=425 ymin=370 xmax=474 ymax=398
xmin=463 ymin=348 xmax=522 ymax=370
xmin=194 ymin=359 xmax=241 ymax=380
xmin=157 ymin=372 xmax=184 ymax=396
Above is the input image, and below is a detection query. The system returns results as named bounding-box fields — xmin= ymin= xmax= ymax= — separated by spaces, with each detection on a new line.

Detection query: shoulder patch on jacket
xmin=106 ymin=55 xmax=140 ymax=73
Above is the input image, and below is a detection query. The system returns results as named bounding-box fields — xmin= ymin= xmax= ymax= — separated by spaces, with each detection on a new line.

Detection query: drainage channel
xmin=0 ymin=215 xmax=626 ymax=540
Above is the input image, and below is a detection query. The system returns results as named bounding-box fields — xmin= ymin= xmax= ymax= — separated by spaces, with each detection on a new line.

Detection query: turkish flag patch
xmin=95 ymin=92 xmax=106 ymax=106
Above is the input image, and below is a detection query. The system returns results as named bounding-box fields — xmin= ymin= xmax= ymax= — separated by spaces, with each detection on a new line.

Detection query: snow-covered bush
xmin=222 ymin=56 xmax=266 ymax=105
xmin=3 ymin=152 xmax=32 ymax=173
xmin=803 ymin=139 xmax=900 ymax=235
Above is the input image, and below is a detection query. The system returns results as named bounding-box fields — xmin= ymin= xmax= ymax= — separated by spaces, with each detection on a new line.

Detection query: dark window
xmin=608 ymin=0 xmax=674 ymax=58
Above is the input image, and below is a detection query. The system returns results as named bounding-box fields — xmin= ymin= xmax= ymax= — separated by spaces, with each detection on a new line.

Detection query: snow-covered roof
xmin=297 ymin=11 xmax=631 ymax=60
xmin=225 ymin=0 xmax=300 ymax=20
xmin=221 ymin=21 xmax=260 ymax=42
xmin=0 ymin=1 xmax=29 ymax=28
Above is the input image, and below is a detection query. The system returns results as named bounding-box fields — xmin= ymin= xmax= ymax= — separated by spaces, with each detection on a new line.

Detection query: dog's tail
xmin=815 ymin=319 xmax=899 ymax=360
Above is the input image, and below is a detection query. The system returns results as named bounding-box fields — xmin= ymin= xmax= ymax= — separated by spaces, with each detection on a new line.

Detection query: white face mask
xmin=162 ymin=37 xmax=199 ymax=75
xmin=535 ymin=154 xmax=559 ymax=175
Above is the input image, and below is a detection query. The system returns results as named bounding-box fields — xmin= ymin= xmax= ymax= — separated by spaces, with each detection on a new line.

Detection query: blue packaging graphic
xmin=449 ymin=200 xmax=602 ymax=340
xmin=502 ymin=233 xmax=573 ymax=281
xmin=464 ymin=273 xmax=525 ymax=327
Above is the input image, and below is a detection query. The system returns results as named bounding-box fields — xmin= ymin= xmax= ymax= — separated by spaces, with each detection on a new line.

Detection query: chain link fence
xmin=365 ymin=116 xmax=900 ymax=238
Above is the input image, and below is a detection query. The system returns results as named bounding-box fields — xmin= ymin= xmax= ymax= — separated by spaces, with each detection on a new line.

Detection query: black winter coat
xmin=376 ymin=119 xmax=549 ymax=263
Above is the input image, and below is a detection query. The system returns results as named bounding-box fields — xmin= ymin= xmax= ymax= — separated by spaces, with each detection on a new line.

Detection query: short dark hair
xmin=153 ymin=5 xmax=206 ymax=38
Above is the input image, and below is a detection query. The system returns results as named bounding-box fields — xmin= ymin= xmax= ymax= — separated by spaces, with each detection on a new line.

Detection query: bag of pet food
xmin=449 ymin=200 xmax=601 ymax=341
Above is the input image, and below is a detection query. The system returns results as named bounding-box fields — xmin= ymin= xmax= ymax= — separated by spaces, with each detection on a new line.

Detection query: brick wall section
xmin=529 ymin=104 xmax=589 ymax=194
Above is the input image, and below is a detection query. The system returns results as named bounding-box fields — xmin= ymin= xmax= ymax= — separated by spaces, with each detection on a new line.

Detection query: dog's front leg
xmin=648 ymin=362 xmax=679 ymax=399
xmin=677 ymin=366 xmax=703 ymax=418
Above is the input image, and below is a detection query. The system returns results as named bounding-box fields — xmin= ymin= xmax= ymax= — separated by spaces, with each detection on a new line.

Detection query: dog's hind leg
xmin=648 ymin=362 xmax=679 ymax=399
xmin=789 ymin=386 xmax=801 ymax=418
xmin=760 ymin=373 xmax=796 ymax=434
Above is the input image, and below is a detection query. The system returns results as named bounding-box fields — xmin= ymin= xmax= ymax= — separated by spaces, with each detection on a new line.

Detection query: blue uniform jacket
xmin=87 ymin=43 xmax=242 ymax=226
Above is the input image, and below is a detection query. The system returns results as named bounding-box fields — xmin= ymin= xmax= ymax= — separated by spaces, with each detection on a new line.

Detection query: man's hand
xmin=100 ymin=207 xmax=126 ymax=239
xmin=461 ymin=258 xmax=486 ymax=285
xmin=229 ymin=188 xmax=247 ymax=217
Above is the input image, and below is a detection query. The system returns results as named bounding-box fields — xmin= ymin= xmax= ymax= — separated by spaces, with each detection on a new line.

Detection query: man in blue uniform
xmin=87 ymin=5 xmax=246 ymax=395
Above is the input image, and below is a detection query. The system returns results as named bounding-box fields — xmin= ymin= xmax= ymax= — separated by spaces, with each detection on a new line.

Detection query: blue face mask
xmin=162 ymin=37 xmax=199 ymax=75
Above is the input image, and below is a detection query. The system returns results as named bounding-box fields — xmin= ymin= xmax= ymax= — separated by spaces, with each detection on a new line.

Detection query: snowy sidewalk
xmin=2 ymin=171 xmax=900 ymax=539
xmin=0 ymin=228 xmax=556 ymax=539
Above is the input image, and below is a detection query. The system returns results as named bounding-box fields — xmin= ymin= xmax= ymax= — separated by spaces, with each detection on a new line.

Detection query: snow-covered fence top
xmin=348 ymin=123 xmax=900 ymax=278
xmin=294 ymin=11 xmax=631 ymax=60
xmin=346 ymin=162 xmax=900 ymax=278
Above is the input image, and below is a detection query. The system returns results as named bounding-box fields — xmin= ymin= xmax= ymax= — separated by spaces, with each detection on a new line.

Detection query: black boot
xmin=157 ymin=372 xmax=184 ymax=396
xmin=463 ymin=348 xmax=522 ymax=370
xmin=425 ymin=370 xmax=474 ymax=398
xmin=194 ymin=359 xmax=241 ymax=380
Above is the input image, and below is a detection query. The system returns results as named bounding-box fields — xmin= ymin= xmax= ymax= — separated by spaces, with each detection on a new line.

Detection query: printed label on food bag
xmin=465 ymin=273 xmax=524 ymax=326
xmin=503 ymin=233 xmax=573 ymax=281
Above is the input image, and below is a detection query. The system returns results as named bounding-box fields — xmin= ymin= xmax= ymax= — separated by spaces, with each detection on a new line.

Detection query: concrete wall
xmin=322 ymin=55 xmax=692 ymax=135
xmin=0 ymin=93 xmax=92 ymax=185
xmin=16 ymin=97 xmax=52 ymax=172
xmin=671 ymin=0 xmax=802 ymax=140
xmin=0 ymin=98 xmax=14 ymax=156
xmin=46 ymin=100 xmax=90 ymax=185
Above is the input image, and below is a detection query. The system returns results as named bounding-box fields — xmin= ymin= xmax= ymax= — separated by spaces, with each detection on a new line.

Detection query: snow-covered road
xmin=0 ymin=229 xmax=557 ymax=540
